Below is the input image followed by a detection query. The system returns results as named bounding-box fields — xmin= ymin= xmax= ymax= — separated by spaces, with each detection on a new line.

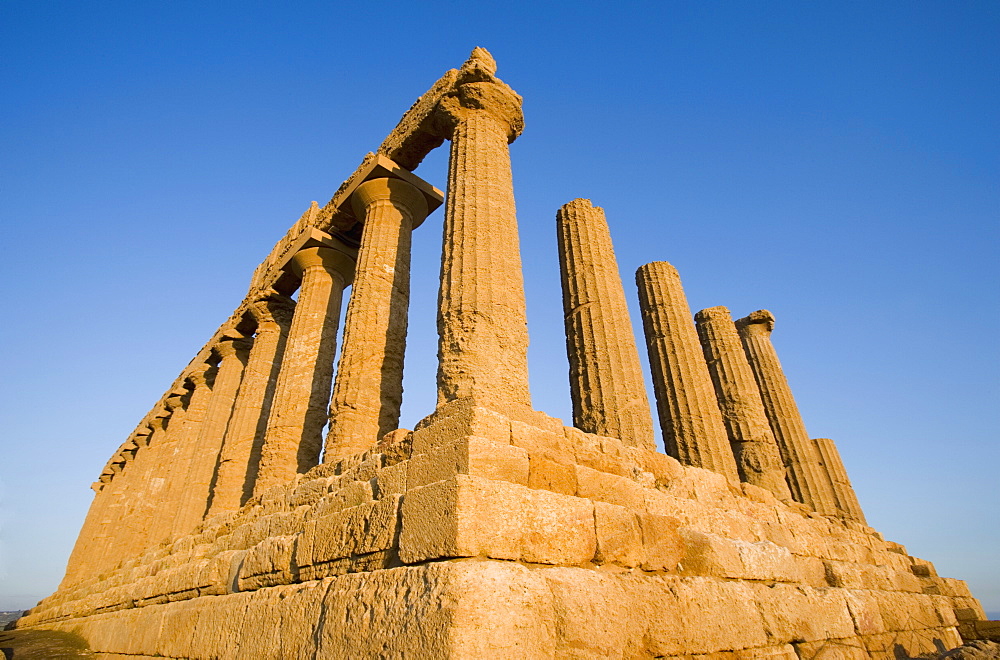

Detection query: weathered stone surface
xmin=208 ymin=296 xmax=294 ymax=517
xmin=255 ymin=242 xmax=356 ymax=496
xmin=736 ymin=310 xmax=839 ymax=516
xmin=434 ymin=52 xmax=532 ymax=411
xmin=636 ymin=261 xmax=740 ymax=482
xmin=814 ymin=436 xmax=868 ymax=523
xmin=326 ymin=176 xmax=439 ymax=459
xmin=173 ymin=338 xmax=251 ymax=538
xmin=695 ymin=306 xmax=792 ymax=500
xmin=556 ymin=198 xmax=656 ymax=449
xmin=399 ymin=474 xmax=595 ymax=566
xmin=27 ymin=47 xmax=985 ymax=660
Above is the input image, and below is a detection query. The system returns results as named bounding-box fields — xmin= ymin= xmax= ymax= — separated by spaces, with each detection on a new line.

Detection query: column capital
xmin=185 ymin=362 xmax=214 ymax=388
xmin=250 ymin=295 xmax=296 ymax=330
xmin=736 ymin=309 xmax=775 ymax=333
xmin=213 ymin=337 xmax=253 ymax=361
xmin=434 ymin=49 xmax=523 ymax=142
xmin=288 ymin=246 xmax=356 ymax=286
xmin=351 ymin=177 xmax=430 ymax=229
xmin=694 ymin=306 xmax=733 ymax=323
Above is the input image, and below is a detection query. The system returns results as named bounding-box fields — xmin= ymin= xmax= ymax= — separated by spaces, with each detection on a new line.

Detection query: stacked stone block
xmin=20 ymin=404 xmax=982 ymax=658
xmin=26 ymin=48 xmax=987 ymax=660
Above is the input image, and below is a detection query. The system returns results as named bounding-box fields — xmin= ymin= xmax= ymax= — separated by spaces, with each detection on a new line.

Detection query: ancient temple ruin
xmin=15 ymin=48 xmax=992 ymax=659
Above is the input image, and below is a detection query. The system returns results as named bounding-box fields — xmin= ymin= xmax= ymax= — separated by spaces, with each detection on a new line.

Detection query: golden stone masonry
xmin=12 ymin=48 xmax=997 ymax=659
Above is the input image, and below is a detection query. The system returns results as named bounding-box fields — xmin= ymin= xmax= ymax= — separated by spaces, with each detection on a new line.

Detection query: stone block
xmin=639 ymin=513 xmax=684 ymax=571
xmin=288 ymin=476 xmax=334 ymax=508
xmin=629 ymin=447 xmax=685 ymax=486
xmin=399 ymin=475 xmax=595 ymax=566
xmin=575 ymin=464 xmax=648 ymax=510
xmin=872 ymin=591 xmax=943 ymax=632
xmin=734 ymin=539 xmax=800 ymax=582
xmin=237 ymin=535 xmax=296 ymax=591
xmin=793 ymin=637 xmax=869 ymax=659
xmin=446 ymin=561 xmax=559 ymax=658
xmin=843 ymin=588 xmax=887 ymax=635
xmin=527 ymin=454 xmax=577 ymax=495
xmin=671 ymin=577 xmax=771 ymax=654
xmin=566 ymin=426 xmax=630 ymax=476
xmin=411 ymin=401 xmax=511 ymax=452
xmin=511 ymin=419 xmax=575 ymax=464
xmin=407 ymin=435 xmax=529 ymax=489
xmin=910 ymin=558 xmax=938 ymax=577
xmin=299 ymin=495 xmax=401 ymax=571
xmin=939 ymin=577 xmax=974 ymax=599
xmin=752 ymin=583 xmax=856 ymax=643
xmin=679 ymin=529 xmax=744 ymax=578
xmin=594 ymin=501 xmax=643 ymax=567
xmin=373 ymin=461 xmax=408 ymax=498
xmin=542 ymin=567 xmax=638 ymax=657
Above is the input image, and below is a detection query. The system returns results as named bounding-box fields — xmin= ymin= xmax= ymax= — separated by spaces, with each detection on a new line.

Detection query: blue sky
xmin=1 ymin=1 xmax=997 ymax=615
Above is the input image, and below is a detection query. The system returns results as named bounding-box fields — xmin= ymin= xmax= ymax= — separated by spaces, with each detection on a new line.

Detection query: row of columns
xmin=66 ymin=48 xmax=865 ymax=589
xmin=555 ymin=198 xmax=864 ymax=521
xmin=66 ymin=169 xmax=440 ymax=579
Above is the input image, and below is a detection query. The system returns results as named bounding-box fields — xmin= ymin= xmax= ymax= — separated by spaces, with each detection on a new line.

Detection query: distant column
xmin=635 ymin=262 xmax=739 ymax=482
xmin=208 ymin=295 xmax=295 ymax=516
xmin=124 ymin=393 xmax=189 ymax=550
xmin=173 ymin=337 xmax=251 ymax=536
xmin=325 ymin=178 xmax=430 ymax=460
xmin=254 ymin=245 xmax=355 ymax=496
xmin=433 ymin=48 xmax=532 ymax=411
xmin=813 ymin=437 xmax=867 ymax=523
xmin=735 ymin=310 xmax=838 ymax=515
xmin=695 ymin=306 xmax=792 ymax=499
xmin=556 ymin=198 xmax=655 ymax=449
xmin=156 ymin=365 xmax=214 ymax=536
xmin=62 ymin=425 xmax=152 ymax=584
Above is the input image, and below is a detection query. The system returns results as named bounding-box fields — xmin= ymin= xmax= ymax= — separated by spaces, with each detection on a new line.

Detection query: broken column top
xmin=736 ymin=309 xmax=776 ymax=332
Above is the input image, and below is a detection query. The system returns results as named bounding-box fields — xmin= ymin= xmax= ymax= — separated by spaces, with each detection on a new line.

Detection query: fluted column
xmin=433 ymin=48 xmax=532 ymax=410
xmin=155 ymin=365 xmax=214 ymax=537
xmin=636 ymin=262 xmax=739 ymax=482
xmin=556 ymin=199 xmax=655 ymax=449
xmin=123 ymin=394 xmax=189 ymax=550
xmin=813 ymin=437 xmax=867 ymax=523
xmin=325 ymin=178 xmax=429 ymax=459
xmin=207 ymin=296 xmax=295 ymax=516
xmin=62 ymin=425 xmax=152 ymax=584
xmin=254 ymin=245 xmax=355 ymax=496
xmin=173 ymin=338 xmax=251 ymax=536
xmin=735 ymin=310 xmax=838 ymax=515
xmin=695 ymin=306 xmax=792 ymax=499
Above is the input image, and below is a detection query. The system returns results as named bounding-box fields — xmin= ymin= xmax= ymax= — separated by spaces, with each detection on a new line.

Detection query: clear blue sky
xmin=1 ymin=1 xmax=997 ymax=615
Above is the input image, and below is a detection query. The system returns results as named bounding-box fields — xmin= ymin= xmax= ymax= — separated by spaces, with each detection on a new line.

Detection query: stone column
xmin=433 ymin=49 xmax=532 ymax=411
xmin=813 ymin=437 xmax=867 ymax=523
xmin=735 ymin=310 xmax=838 ymax=515
xmin=207 ymin=295 xmax=295 ymax=516
xmin=62 ymin=425 xmax=151 ymax=585
xmin=173 ymin=338 xmax=251 ymax=536
xmin=556 ymin=199 xmax=655 ymax=449
xmin=155 ymin=365 xmax=214 ymax=539
xmin=254 ymin=245 xmax=355 ymax=496
xmin=123 ymin=394 xmax=189 ymax=551
xmin=325 ymin=178 xmax=429 ymax=460
xmin=635 ymin=262 xmax=739 ymax=482
xmin=695 ymin=306 xmax=792 ymax=499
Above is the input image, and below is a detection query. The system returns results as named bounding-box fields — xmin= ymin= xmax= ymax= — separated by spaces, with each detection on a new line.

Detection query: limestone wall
xmin=20 ymin=406 xmax=983 ymax=658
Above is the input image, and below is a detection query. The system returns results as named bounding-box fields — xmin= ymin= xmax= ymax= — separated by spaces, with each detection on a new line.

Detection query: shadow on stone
xmin=0 ymin=629 xmax=95 ymax=659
